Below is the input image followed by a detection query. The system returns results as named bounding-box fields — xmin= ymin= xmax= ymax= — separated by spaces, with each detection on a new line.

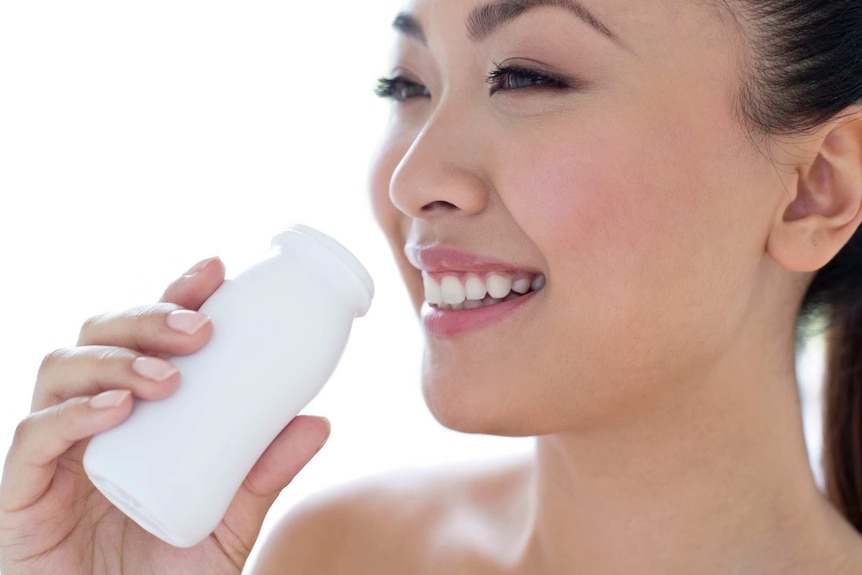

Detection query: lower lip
xmin=421 ymin=291 xmax=539 ymax=338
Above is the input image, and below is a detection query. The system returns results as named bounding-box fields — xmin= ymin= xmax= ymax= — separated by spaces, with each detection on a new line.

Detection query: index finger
xmin=160 ymin=257 xmax=226 ymax=310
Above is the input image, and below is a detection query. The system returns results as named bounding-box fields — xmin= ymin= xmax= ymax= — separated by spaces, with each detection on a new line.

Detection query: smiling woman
xmin=1 ymin=0 xmax=862 ymax=574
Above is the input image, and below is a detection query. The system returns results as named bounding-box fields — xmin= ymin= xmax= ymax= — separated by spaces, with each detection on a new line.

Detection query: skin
xmin=4 ymin=0 xmax=862 ymax=574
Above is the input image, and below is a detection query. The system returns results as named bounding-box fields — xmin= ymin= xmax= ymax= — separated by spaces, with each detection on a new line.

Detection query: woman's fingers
xmin=160 ymin=256 xmax=226 ymax=310
xmin=32 ymin=346 xmax=181 ymax=411
xmin=76 ymin=256 xmax=225 ymax=353
xmin=0 ymin=392 xmax=133 ymax=511
xmin=1 ymin=257 xmax=228 ymax=526
xmin=77 ymin=304 xmax=212 ymax=355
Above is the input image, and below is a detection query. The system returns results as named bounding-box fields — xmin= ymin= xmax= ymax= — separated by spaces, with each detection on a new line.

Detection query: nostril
xmin=421 ymin=200 xmax=459 ymax=212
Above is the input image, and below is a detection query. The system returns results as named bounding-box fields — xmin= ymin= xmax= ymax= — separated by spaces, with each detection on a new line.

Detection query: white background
xmin=0 ymin=2 xmax=823 ymax=572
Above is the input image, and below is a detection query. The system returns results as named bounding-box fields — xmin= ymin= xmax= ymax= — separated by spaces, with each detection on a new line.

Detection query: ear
xmin=767 ymin=109 xmax=862 ymax=273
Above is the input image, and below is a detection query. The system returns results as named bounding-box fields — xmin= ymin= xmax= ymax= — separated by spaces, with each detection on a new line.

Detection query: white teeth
xmin=512 ymin=278 xmax=531 ymax=294
xmin=465 ymin=275 xmax=487 ymax=301
xmin=440 ymin=276 xmax=466 ymax=305
xmin=487 ymin=274 xmax=512 ymax=299
xmin=424 ymin=275 xmax=442 ymax=305
xmin=531 ymin=275 xmax=546 ymax=291
xmin=422 ymin=271 xmax=547 ymax=309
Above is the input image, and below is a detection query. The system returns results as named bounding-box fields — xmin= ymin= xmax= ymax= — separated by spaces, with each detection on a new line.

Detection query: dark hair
xmin=727 ymin=0 xmax=862 ymax=531
xmin=730 ymin=0 xmax=862 ymax=136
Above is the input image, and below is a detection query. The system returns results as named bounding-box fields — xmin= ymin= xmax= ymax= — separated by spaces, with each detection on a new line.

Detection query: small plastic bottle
xmin=83 ymin=224 xmax=374 ymax=548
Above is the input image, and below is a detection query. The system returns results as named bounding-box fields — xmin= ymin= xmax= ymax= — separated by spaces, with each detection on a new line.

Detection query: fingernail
xmin=184 ymin=257 xmax=217 ymax=277
xmin=166 ymin=310 xmax=210 ymax=335
xmin=132 ymin=356 xmax=179 ymax=382
xmin=318 ymin=417 xmax=332 ymax=448
xmin=90 ymin=389 xmax=131 ymax=409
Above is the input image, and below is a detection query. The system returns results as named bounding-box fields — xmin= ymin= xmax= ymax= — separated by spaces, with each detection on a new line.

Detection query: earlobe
xmin=767 ymin=110 xmax=862 ymax=273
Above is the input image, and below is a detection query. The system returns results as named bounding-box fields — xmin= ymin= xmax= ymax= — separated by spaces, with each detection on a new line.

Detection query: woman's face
xmin=370 ymin=0 xmax=792 ymax=435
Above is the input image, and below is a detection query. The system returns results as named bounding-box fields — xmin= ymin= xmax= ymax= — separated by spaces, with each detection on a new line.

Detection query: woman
xmin=3 ymin=0 xmax=862 ymax=572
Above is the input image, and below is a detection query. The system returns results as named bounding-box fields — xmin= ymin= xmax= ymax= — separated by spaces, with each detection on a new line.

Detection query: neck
xmin=518 ymin=328 xmax=855 ymax=574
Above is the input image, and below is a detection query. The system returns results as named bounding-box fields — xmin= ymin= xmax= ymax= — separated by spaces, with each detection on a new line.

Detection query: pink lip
xmin=405 ymin=244 xmax=537 ymax=274
xmin=406 ymin=244 xmax=542 ymax=338
xmin=420 ymin=291 xmax=539 ymax=338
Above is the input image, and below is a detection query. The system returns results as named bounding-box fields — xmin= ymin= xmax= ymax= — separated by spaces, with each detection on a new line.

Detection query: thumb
xmin=243 ymin=415 xmax=331 ymax=498
xmin=214 ymin=416 xmax=331 ymax=550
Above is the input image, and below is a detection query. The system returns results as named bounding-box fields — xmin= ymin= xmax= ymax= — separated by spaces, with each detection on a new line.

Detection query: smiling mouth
xmin=423 ymin=271 xmax=547 ymax=310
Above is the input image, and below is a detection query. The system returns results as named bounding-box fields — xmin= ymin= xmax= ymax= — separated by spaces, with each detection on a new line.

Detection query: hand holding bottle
xmin=0 ymin=257 xmax=332 ymax=575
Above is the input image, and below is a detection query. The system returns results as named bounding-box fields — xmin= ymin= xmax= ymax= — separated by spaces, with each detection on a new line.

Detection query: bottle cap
xmin=272 ymin=224 xmax=374 ymax=316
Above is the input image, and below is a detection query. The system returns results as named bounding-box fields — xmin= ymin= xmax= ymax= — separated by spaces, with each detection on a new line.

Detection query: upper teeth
xmin=423 ymin=272 xmax=546 ymax=308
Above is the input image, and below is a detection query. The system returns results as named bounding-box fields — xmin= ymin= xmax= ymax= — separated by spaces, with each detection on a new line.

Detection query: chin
xmin=420 ymin=372 xmax=558 ymax=437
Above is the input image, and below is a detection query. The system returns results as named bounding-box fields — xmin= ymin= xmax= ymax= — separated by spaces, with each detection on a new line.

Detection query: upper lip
xmin=405 ymin=244 xmax=538 ymax=274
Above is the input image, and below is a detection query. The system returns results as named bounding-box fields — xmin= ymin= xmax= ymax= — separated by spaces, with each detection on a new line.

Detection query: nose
xmin=388 ymin=100 xmax=490 ymax=219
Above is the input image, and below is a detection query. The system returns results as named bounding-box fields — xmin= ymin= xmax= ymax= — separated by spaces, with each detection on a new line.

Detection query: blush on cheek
xmin=505 ymin=139 xmax=658 ymax=258
xmin=517 ymin=116 xmax=708 ymax=262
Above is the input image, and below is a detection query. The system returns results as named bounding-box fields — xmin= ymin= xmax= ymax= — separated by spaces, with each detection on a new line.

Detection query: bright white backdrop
xmin=0 ymin=2 xmax=825 ymax=573
xmin=0 ymin=2 xmax=535 ymax=571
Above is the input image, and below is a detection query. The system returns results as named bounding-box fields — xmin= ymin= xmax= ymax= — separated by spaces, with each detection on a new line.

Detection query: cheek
xmin=498 ymin=116 xmax=763 ymax=373
xmin=501 ymin=126 xmax=685 ymax=288
xmin=506 ymin=111 xmax=759 ymax=275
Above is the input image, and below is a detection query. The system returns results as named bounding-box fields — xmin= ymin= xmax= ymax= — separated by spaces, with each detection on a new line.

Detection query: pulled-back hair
xmin=733 ymin=1 xmax=862 ymax=136
xmin=726 ymin=0 xmax=862 ymax=531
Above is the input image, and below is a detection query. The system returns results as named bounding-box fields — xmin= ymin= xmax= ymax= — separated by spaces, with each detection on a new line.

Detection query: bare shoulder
xmin=251 ymin=453 xmax=534 ymax=575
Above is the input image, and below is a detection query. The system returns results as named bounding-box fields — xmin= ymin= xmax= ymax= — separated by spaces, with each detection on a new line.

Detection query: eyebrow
xmin=391 ymin=0 xmax=622 ymax=48
xmin=392 ymin=12 xmax=427 ymax=46
xmin=467 ymin=0 xmax=619 ymax=44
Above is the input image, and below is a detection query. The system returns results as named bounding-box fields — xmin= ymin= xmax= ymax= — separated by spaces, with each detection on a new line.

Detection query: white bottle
xmin=83 ymin=225 xmax=374 ymax=548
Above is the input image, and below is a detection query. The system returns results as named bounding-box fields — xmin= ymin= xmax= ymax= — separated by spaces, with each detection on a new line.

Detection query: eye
xmin=375 ymin=76 xmax=431 ymax=102
xmin=485 ymin=64 xmax=569 ymax=96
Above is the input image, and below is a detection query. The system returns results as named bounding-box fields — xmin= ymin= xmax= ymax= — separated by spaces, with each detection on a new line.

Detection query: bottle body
xmin=83 ymin=225 xmax=373 ymax=547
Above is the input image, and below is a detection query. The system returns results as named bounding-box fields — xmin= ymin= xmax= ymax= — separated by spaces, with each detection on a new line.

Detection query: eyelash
xmin=485 ymin=64 xmax=570 ymax=95
xmin=374 ymin=77 xmax=431 ymax=102
xmin=374 ymin=64 xmax=570 ymax=101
